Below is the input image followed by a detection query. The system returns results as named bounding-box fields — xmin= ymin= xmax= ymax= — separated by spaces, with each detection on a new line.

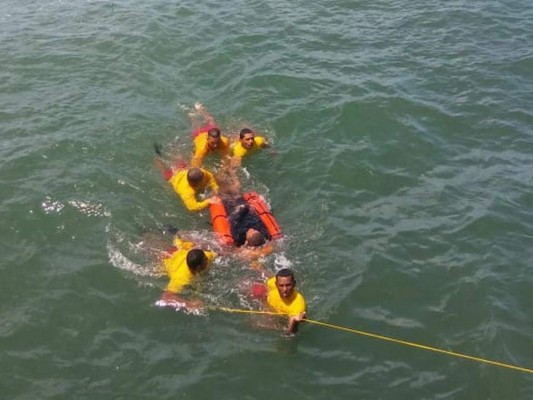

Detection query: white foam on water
xmin=273 ymin=252 xmax=293 ymax=271
xmin=117 ymin=179 xmax=141 ymax=191
xmin=241 ymin=166 xmax=251 ymax=180
xmin=68 ymin=200 xmax=110 ymax=217
xmin=41 ymin=197 xmax=111 ymax=219
xmin=41 ymin=197 xmax=65 ymax=214
xmin=107 ymin=240 xmax=159 ymax=278
xmin=154 ymin=299 xmax=206 ymax=316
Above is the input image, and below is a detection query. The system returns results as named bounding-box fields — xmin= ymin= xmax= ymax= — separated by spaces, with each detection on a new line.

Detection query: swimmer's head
xmin=275 ymin=268 xmax=296 ymax=299
xmin=239 ymin=128 xmax=255 ymax=149
xmin=186 ymin=249 xmax=208 ymax=273
xmin=245 ymin=229 xmax=266 ymax=247
xmin=207 ymin=128 xmax=222 ymax=150
xmin=187 ymin=168 xmax=204 ymax=187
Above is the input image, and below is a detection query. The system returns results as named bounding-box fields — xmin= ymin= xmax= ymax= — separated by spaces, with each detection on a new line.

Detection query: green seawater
xmin=1 ymin=0 xmax=532 ymax=399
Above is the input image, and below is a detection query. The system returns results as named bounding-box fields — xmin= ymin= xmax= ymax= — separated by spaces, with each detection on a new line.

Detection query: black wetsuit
xmin=222 ymin=197 xmax=271 ymax=246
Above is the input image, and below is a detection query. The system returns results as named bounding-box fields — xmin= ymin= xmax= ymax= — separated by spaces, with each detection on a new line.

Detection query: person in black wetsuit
xmin=224 ymin=197 xmax=271 ymax=247
xmin=217 ymin=173 xmax=271 ymax=248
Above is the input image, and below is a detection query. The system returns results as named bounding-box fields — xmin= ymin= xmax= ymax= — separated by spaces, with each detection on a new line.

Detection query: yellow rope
xmin=212 ymin=306 xmax=533 ymax=374
xmin=214 ymin=306 xmax=283 ymax=316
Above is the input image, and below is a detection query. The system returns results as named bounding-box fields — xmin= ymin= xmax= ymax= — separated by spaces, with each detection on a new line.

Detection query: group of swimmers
xmin=152 ymin=102 xmax=306 ymax=335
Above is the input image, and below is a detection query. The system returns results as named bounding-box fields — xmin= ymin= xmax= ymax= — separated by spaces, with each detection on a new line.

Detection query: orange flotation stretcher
xmin=210 ymin=191 xmax=282 ymax=246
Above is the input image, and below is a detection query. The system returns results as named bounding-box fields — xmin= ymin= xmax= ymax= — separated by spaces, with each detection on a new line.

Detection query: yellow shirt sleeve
xmin=232 ymin=142 xmax=246 ymax=158
xmin=191 ymin=134 xmax=209 ymax=167
xmin=169 ymin=170 xmax=210 ymax=211
xmin=220 ymin=136 xmax=230 ymax=157
xmin=255 ymin=136 xmax=266 ymax=148
xmin=201 ymin=168 xmax=219 ymax=193
xmin=267 ymin=276 xmax=276 ymax=290
xmin=193 ymin=133 xmax=209 ymax=159
xmin=180 ymin=187 xmax=210 ymax=211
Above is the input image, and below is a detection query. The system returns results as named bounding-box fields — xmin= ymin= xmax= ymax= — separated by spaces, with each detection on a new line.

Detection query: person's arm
xmin=194 ymin=102 xmax=216 ymax=126
xmin=286 ymin=295 xmax=307 ymax=335
xmin=180 ymin=191 xmax=211 ymax=211
xmin=220 ymin=137 xmax=232 ymax=167
xmin=287 ymin=311 xmax=307 ymax=334
xmin=190 ymin=156 xmax=203 ymax=168
xmin=237 ymin=243 xmax=274 ymax=261
xmin=203 ymin=169 xmax=219 ymax=194
xmin=190 ymin=135 xmax=207 ymax=167
xmin=190 ymin=154 xmax=203 ymax=168
xmin=170 ymin=175 xmax=212 ymax=211
xmin=256 ymin=136 xmax=269 ymax=149
xmin=230 ymin=156 xmax=242 ymax=169
xmin=230 ymin=142 xmax=245 ymax=168
xmin=158 ymin=290 xmax=203 ymax=311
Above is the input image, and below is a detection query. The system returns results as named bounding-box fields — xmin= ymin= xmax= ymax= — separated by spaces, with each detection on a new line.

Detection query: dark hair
xmin=186 ymin=249 xmax=208 ymax=273
xmin=239 ymin=128 xmax=253 ymax=139
xmin=187 ymin=168 xmax=204 ymax=185
xmin=208 ymin=128 xmax=221 ymax=138
xmin=276 ymin=268 xmax=295 ymax=282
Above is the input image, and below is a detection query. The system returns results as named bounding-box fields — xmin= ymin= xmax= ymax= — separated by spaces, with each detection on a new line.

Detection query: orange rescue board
xmin=209 ymin=201 xmax=234 ymax=246
xmin=210 ymin=191 xmax=282 ymax=245
xmin=243 ymin=192 xmax=283 ymax=240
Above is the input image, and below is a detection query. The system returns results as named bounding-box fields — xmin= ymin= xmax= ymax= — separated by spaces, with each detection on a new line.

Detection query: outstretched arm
xmin=229 ymin=154 xmax=242 ymax=169
xmin=189 ymin=102 xmax=216 ymax=130
xmin=194 ymin=102 xmax=216 ymax=126
xmin=285 ymin=294 xmax=307 ymax=335
xmin=237 ymin=243 xmax=274 ymax=261
xmin=157 ymin=290 xmax=203 ymax=312
xmin=203 ymin=169 xmax=220 ymax=194
xmin=287 ymin=312 xmax=306 ymax=335
xmin=259 ymin=136 xmax=269 ymax=149
xmin=190 ymin=155 xmax=203 ymax=168
xmin=179 ymin=192 xmax=212 ymax=211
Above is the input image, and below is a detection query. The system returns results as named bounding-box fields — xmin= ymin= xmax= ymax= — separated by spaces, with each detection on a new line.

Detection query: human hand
xmin=289 ymin=312 xmax=306 ymax=324
xmin=286 ymin=312 xmax=306 ymax=334
xmin=208 ymin=196 xmax=221 ymax=205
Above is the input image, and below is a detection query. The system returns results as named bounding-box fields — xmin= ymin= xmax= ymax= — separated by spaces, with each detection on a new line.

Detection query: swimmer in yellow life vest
xmin=157 ymin=236 xmax=217 ymax=312
xmin=154 ymin=156 xmax=219 ymax=212
xmin=189 ymin=103 xmax=231 ymax=167
xmin=231 ymin=128 xmax=269 ymax=168
xmin=256 ymin=268 xmax=306 ymax=335
xmin=191 ymin=127 xmax=231 ymax=167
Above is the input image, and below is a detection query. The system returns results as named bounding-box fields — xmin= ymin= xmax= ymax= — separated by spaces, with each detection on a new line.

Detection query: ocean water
xmin=1 ymin=0 xmax=532 ymax=399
